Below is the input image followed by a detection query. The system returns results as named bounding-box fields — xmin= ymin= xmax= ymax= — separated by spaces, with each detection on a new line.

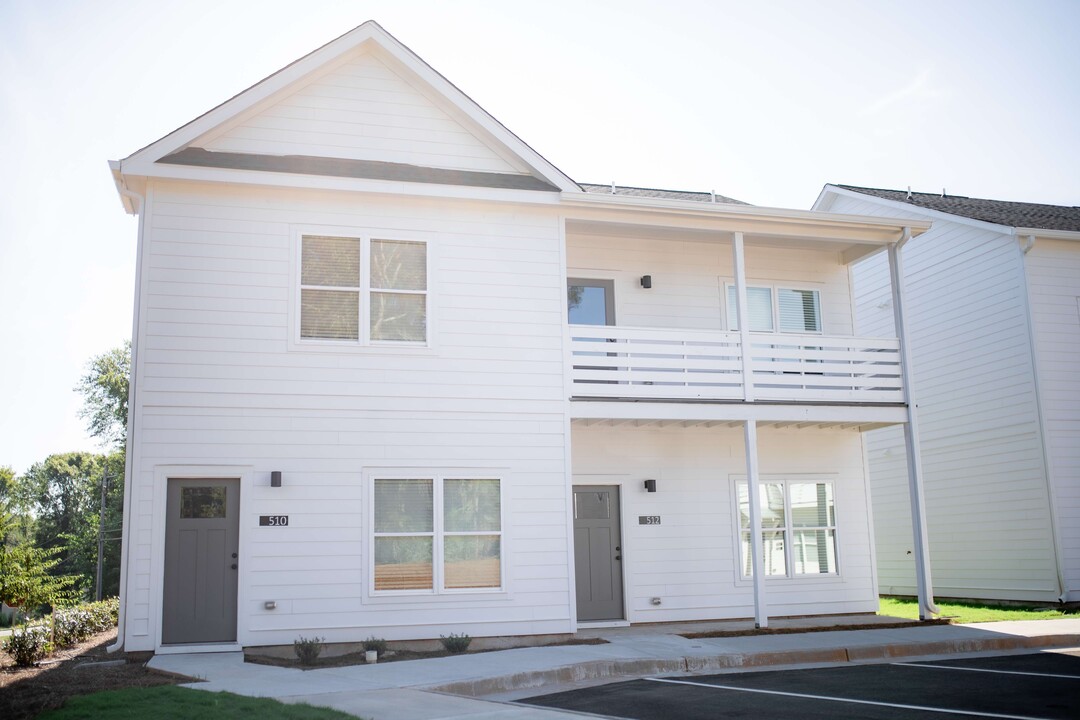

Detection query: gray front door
xmin=573 ymin=485 xmax=624 ymax=621
xmin=162 ymin=478 xmax=239 ymax=644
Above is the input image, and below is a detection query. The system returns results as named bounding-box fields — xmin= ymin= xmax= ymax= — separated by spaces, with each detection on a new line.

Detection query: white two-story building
xmin=109 ymin=22 xmax=933 ymax=654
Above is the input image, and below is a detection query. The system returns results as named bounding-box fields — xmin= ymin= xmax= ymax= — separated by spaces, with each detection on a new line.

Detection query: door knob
xmin=231 ymin=563 xmax=238 ymax=570
xmin=232 ymin=552 xmax=238 ymax=559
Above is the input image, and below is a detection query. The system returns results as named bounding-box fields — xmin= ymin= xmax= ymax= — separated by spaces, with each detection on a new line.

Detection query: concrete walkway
xmin=148 ymin=617 xmax=1080 ymax=720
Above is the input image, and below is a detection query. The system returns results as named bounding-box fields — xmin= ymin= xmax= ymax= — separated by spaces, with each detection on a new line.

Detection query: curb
xmin=429 ymin=633 xmax=1080 ymax=697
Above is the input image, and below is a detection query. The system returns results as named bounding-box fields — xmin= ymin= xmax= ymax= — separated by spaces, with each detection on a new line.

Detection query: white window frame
xmin=732 ymin=474 xmax=840 ymax=580
xmin=366 ymin=470 xmax=506 ymax=598
xmin=292 ymin=228 xmax=433 ymax=351
xmin=725 ymin=283 xmax=823 ymax=334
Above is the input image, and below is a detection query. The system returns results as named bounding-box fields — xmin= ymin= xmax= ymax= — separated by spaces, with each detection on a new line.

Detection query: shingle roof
xmin=834 ymin=185 xmax=1080 ymax=232
xmin=580 ymin=183 xmax=750 ymax=206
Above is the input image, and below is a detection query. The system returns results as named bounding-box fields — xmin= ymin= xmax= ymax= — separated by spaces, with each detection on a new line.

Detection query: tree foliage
xmin=9 ymin=452 xmax=123 ymax=600
xmin=1 ymin=492 xmax=78 ymax=613
xmin=75 ymin=342 xmax=130 ymax=448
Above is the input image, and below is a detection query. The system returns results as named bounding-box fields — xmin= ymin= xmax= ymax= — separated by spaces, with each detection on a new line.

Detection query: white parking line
xmin=644 ymin=677 xmax=1056 ymax=720
xmin=892 ymin=662 xmax=1080 ymax=680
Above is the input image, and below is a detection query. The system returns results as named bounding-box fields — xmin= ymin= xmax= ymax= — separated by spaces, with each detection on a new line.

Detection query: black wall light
xmin=640 ymin=275 xmax=652 ymax=289
xmin=644 ymin=478 xmax=657 ymax=492
xmin=271 ymin=471 xmax=282 ymax=488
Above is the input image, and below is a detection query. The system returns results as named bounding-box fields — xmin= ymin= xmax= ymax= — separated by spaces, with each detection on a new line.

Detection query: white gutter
xmin=889 ymin=227 xmax=939 ymax=620
xmin=106 ymin=168 xmax=146 ymax=654
xmin=1015 ymin=233 xmax=1069 ymax=602
xmin=1014 ymin=227 xmax=1080 ymax=242
xmin=561 ymin=190 xmax=933 ymax=237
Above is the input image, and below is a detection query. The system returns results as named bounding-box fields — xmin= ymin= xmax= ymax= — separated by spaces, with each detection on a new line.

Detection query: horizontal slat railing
xmin=569 ymin=324 xmax=903 ymax=404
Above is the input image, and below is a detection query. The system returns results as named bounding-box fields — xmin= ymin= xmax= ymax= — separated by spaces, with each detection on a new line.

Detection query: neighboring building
xmin=815 ymin=184 xmax=1080 ymax=603
xmin=108 ymin=22 xmax=933 ymax=654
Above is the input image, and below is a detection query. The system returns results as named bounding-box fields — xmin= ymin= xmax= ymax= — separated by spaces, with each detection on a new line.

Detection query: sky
xmin=0 ymin=0 xmax=1077 ymax=474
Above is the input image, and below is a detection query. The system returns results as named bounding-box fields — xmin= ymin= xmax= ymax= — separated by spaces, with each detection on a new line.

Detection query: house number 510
xmin=259 ymin=515 xmax=289 ymax=526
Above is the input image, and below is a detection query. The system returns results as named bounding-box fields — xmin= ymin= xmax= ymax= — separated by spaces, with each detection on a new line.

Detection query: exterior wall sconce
xmin=640 ymin=275 xmax=652 ymax=289
xmin=264 ymin=600 xmax=277 ymax=610
xmin=644 ymin=479 xmax=657 ymax=492
xmin=271 ymin=471 xmax=282 ymax=487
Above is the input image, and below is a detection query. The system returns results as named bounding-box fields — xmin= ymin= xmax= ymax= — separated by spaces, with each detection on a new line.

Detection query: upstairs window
xmin=300 ymin=235 xmax=427 ymax=344
xmin=727 ymin=285 xmax=821 ymax=333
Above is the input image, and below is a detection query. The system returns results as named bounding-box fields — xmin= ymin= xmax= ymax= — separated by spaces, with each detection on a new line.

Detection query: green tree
xmin=12 ymin=453 xmax=103 ymax=597
xmin=75 ymin=342 xmax=130 ymax=448
xmin=0 ymin=485 xmax=78 ymax=614
xmin=0 ymin=465 xmax=13 ymax=501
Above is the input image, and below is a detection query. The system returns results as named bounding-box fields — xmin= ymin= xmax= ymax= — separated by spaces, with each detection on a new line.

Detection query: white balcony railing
xmin=569 ymin=324 xmax=903 ymax=404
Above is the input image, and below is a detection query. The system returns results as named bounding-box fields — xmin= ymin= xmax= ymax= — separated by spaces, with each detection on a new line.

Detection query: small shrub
xmin=51 ymin=607 xmax=92 ymax=648
xmin=3 ymin=624 xmax=51 ymax=667
xmin=293 ymin=636 xmax=324 ymax=665
xmin=440 ymin=633 xmax=472 ymax=654
xmin=362 ymin=636 xmax=387 ymax=655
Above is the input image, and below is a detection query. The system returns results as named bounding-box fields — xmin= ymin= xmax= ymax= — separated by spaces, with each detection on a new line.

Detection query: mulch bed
xmin=0 ymin=629 xmax=182 ymax=720
xmin=245 ymin=637 xmax=609 ymax=670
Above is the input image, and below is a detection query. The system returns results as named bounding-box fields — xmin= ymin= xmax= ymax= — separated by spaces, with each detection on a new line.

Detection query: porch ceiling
xmin=566 ymin=219 xmax=900 ymax=265
xmin=569 ymin=399 xmax=907 ymax=430
xmin=570 ymin=417 xmax=897 ymax=432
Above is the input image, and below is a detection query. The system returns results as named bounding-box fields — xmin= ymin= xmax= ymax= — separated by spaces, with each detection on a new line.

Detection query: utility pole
xmin=95 ymin=472 xmax=111 ymax=602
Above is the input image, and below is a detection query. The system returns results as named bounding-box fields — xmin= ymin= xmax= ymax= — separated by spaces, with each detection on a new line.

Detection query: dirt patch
xmin=245 ymin=637 xmax=609 ymax=670
xmin=0 ymin=629 xmax=182 ymax=720
xmin=681 ymin=619 xmax=949 ymax=639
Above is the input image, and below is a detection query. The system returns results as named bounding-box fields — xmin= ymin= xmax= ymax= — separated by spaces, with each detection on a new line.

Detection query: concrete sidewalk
xmin=148 ymin=617 xmax=1080 ymax=720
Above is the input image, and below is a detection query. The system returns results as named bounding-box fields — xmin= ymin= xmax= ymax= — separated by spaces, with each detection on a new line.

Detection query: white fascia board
xmin=569 ymin=401 xmax=908 ymax=425
xmin=562 ymin=191 xmax=930 ymax=243
xmin=119 ymin=161 xmax=563 ymax=206
xmin=817 ymin=185 xmax=1016 ymax=235
xmin=122 ymin=25 xmax=386 ymax=167
xmin=1013 ymin=227 xmax=1080 ymax=242
xmin=119 ymin=21 xmax=577 ymax=193
xmin=371 ymin=31 xmax=578 ymax=192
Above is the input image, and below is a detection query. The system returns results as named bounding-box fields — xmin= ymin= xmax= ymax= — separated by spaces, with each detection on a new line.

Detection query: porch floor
xmin=572 ymin=612 xmax=913 ymax=641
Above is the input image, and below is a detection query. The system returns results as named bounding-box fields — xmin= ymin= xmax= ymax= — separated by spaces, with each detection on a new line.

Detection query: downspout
xmin=107 ymin=177 xmax=146 ymax=654
xmin=1016 ymin=234 xmax=1068 ymax=602
xmin=888 ymin=228 xmax=939 ymax=620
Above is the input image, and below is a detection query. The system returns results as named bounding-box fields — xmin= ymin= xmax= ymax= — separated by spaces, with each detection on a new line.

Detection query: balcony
xmin=569 ymin=324 xmax=903 ymax=405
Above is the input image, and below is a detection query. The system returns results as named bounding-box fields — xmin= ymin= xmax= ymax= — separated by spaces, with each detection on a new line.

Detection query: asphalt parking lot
xmin=520 ymin=649 xmax=1080 ymax=719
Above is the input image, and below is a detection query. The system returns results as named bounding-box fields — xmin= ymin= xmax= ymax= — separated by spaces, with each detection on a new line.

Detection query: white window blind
xmin=727 ymin=285 xmax=822 ymax=334
xmin=301 ymin=236 xmax=361 ymax=340
xmin=778 ymin=288 xmax=821 ymax=333
xmin=727 ymin=286 xmax=774 ymax=332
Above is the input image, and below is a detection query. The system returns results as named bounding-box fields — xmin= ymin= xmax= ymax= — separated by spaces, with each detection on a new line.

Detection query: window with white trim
xmin=726 ymin=285 xmax=821 ymax=333
xmin=736 ymin=479 xmax=837 ymax=577
xmin=372 ymin=476 xmax=502 ymax=593
xmin=300 ymin=235 xmax=427 ymax=344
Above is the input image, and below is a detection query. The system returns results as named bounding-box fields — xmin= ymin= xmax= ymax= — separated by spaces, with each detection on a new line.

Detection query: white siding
xmin=567 ymin=231 xmax=854 ymax=335
xmin=200 ymin=50 xmax=526 ymax=175
xmin=124 ymin=180 xmax=569 ymax=650
xmin=1025 ymin=239 xmax=1080 ymax=600
xmin=572 ymin=425 xmax=877 ymax=620
xmin=841 ymin=193 xmax=1060 ymax=602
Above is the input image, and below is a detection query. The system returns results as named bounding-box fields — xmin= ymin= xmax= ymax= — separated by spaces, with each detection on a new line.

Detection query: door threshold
xmin=577 ymin=620 xmax=630 ymax=629
xmin=156 ymin=642 xmax=242 ymax=655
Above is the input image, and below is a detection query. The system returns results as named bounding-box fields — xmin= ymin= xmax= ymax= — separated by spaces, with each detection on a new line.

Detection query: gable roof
xmin=579 ymin=183 xmax=749 ymax=206
xmin=112 ymin=20 xmax=579 ymax=204
xmin=832 ymin=185 xmax=1080 ymax=232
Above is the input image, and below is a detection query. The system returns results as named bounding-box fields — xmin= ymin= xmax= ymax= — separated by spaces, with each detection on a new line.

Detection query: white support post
xmin=744 ymin=419 xmax=768 ymax=628
xmin=888 ymin=233 xmax=937 ymax=620
xmin=732 ymin=232 xmax=754 ymax=401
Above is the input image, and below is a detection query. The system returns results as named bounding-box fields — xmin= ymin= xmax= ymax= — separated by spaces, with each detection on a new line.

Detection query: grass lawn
xmin=879 ymin=596 xmax=1075 ymax=623
xmin=38 ymin=686 xmax=358 ymax=720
